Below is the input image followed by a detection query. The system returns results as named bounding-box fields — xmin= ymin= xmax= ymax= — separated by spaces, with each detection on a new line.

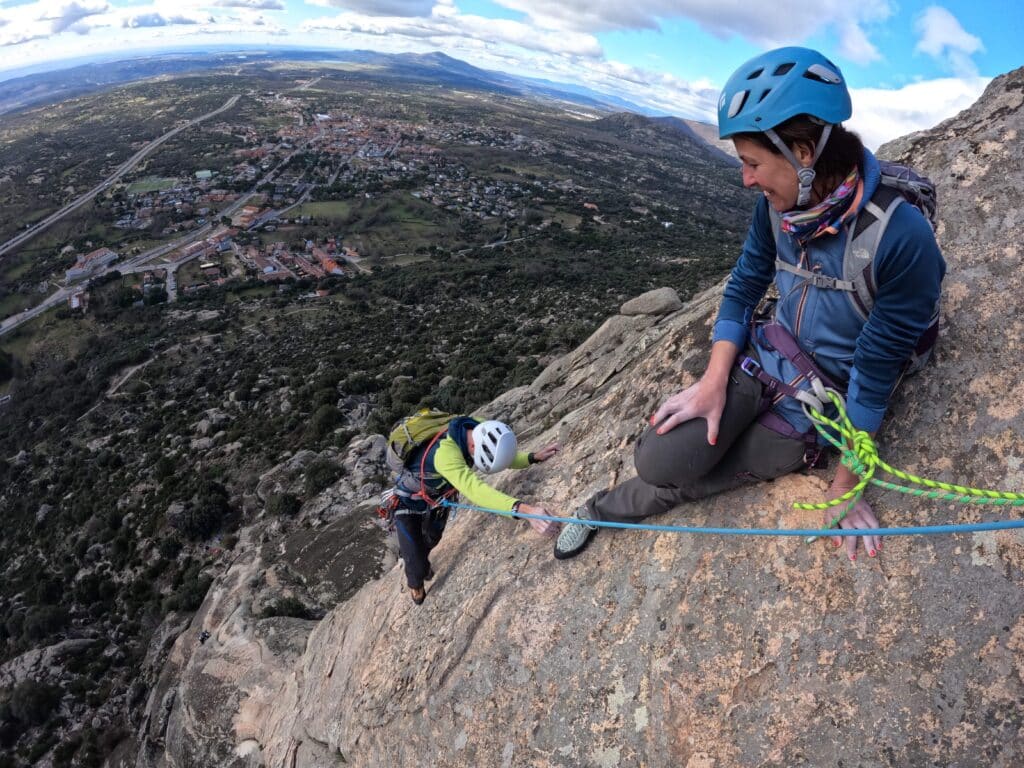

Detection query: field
xmin=178 ymin=256 xmax=223 ymax=288
xmin=126 ymin=176 xmax=179 ymax=194
xmin=293 ymin=200 xmax=354 ymax=220
xmin=225 ymin=284 xmax=277 ymax=302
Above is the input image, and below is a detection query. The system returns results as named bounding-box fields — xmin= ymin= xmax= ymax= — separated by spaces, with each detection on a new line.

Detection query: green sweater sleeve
xmin=511 ymin=450 xmax=530 ymax=470
xmin=434 ymin=437 xmax=520 ymax=511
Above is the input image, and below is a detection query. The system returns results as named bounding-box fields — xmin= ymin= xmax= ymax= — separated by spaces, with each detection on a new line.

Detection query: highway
xmin=0 ymin=286 xmax=72 ymax=337
xmin=0 ymin=94 xmax=241 ymax=259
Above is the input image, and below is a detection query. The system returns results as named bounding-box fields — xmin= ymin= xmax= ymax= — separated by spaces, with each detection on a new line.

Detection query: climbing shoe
xmin=410 ymin=586 xmax=426 ymax=605
xmin=553 ymin=506 xmax=598 ymax=560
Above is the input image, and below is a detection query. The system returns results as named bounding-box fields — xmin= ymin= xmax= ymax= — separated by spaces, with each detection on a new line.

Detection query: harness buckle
xmin=739 ymin=356 xmax=761 ymax=377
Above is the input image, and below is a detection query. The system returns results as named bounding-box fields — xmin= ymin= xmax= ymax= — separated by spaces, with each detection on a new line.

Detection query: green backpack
xmin=385 ymin=409 xmax=458 ymax=474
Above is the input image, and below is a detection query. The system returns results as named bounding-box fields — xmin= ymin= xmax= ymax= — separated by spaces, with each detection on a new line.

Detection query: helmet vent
xmin=772 ymin=62 xmax=795 ymax=76
xmin=803 ymin=63 xmax=842 ymax=84
xmin=757 ymin=88 xmax=772 ymax=103
xmin=746 ymin=67 xmax=763 ymax=80
xmin=727 ymin=90 xmax=749 ymax=118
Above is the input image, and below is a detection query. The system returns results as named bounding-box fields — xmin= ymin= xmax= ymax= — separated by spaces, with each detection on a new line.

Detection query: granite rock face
xmin=135 ymin=68 xmax=1024 ymax=768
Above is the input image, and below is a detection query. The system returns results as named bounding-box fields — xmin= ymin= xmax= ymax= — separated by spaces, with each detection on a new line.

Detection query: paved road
xmin=0 ymin=95 xmax=241 ymax=259
xmin=0 ymin=286 xmax=71 ymax=337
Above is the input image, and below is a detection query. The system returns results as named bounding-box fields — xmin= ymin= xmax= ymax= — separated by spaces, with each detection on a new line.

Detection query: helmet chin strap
xmin=765 ymin=124 xmax=834 ymax=206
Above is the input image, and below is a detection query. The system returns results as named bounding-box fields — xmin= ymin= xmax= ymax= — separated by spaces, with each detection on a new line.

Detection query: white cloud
xmin=493 ymin=0 xmax=893 ymax=64
xmin=836 ymin=19 xmax=881 ymax=65
xmin=122 ymin=10 xmax=211 ymax=27
xmin=848 ymin=76 xmax=990 ymax=150
xmin=302 ymin=7 xmax=604 ymax=58
xmin=914 ymin=6 xmax=983 ymax=77
xmin=310 ymin=0 xmax=434 ymax=16
xmin=38 ymin=0 xmax=108 ymax=32
xmin=213 ymin=0 xmax=284 ymax=9
xmin=0 ymin=0 xmax=107 ymax=45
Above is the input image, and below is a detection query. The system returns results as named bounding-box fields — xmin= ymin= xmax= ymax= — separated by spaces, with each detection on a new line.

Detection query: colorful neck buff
xmin=779 ymin=167 xmax=861 ymax=244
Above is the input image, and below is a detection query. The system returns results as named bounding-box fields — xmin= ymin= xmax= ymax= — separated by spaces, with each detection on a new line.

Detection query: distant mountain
xmin=0 ymin=48 xmax=653 ymax=120
xmin=589 ymin=112 xmax=739 ymax=167
xmin=652 ymin=116 xmax=737 ymax=163
xmin=0 ymin=47 xmax=731 ymax=158
xmin=277 ymin=50 xmax=657 ymax=116
xmin=671 ymin=118 xmax=737 ymax=160
xmin=0 ymin=51 xmax=261 ymax=114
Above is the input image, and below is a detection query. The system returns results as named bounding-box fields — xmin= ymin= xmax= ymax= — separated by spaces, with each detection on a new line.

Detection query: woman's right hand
xmin=650 ymin=376 xmax=728 ymax=443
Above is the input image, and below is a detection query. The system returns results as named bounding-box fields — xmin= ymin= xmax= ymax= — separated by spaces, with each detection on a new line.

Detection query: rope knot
xmin=851 ymin=429 xmax=877 ymax=469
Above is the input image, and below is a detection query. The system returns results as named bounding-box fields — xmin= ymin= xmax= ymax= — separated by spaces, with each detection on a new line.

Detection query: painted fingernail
xmin=649 ymin=415 xmax=655 ymax=425
xmin=709 ymin=437 xmax=717 ymax=446
xmin=850 ymin=554 xmax=857 ymax=562
xmin=869 ymin=549 xmax=876 ymax=557
xmin=833 ymin=540 xmax=841 ymax=548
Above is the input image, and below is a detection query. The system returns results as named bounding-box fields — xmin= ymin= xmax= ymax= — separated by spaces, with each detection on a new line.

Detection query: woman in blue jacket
xmin=554 ymin=47 xmax=945 ymax=562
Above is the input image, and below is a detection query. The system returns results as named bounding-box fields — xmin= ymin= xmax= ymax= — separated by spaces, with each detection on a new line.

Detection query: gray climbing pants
xmin=586 ymin=369 xmax=809 ymax=522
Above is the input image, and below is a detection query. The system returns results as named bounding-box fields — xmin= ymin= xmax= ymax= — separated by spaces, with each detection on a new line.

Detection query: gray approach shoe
xmin=553 ymin=506 xmax=599 ymax=560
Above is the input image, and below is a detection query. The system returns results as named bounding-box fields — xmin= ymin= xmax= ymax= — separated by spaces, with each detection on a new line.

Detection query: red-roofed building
xmin=65 ymin=247 xmax=118 ymax=283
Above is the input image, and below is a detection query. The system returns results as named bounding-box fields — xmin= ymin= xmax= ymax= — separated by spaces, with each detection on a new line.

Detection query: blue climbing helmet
xmin=718 ymin=47 xmax=853 ymax=206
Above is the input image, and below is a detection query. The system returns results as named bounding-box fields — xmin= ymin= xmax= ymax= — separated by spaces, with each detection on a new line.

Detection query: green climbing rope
xmin=795 ymin=389 xmax=1024 ymax=537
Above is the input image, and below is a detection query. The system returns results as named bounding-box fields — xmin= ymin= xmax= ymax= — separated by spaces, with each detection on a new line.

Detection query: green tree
xmin=9 ymin=679 xmax=62 ymax=726
xmin=0 ymin=349 xmax=16 ymax=384
xmin=23 ymin=605 xmax=69 ymax=641
xmin=304 ymin=458 xmax=343 ymax=497
xmin=266 ymin=493 xmax=301 ymax=517
xmin=308 ymin=404 xmax=341 ymax=440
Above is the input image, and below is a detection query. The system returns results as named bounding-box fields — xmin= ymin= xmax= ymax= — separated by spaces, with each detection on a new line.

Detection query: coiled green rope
xmin=796 ymin=389 xmax=1024 ymax=540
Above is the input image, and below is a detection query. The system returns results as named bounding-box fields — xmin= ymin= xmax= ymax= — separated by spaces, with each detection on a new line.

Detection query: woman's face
xmin=733 ymin=137 xmax=808 ymax=212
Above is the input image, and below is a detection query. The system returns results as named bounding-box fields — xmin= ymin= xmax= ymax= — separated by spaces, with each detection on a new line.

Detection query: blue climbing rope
xmin=439 ymin=500 xmax=1024 ymax=537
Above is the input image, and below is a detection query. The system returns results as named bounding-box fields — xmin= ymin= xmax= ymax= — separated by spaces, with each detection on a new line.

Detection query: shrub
xmin=154 ymin=456 xmax=176 ymax=481
xmin=9 ymin=679 xmax=62 ymax=726
xmin=168 ymin=571 xmax=212 ymax=613
xmin=168 ymin=503 xmax=219 ymax=541
xmin=23 ymin=605 xmax=69 ymax=641
xmin=258 ymin=597 xmax=317 ymax=620
xmin=266 ymin=493 xmax=301 ymax=517
xmin=169 ymin=480 xmax=231 ymax=540
xmin=0 ymin=350 xmax=15 ymax=384
xmin=158 ymin=536 xmax=183 ymax=560
xmin=304 ymin=458 xmax=343 ymax=497
xmin=308 ymin=405 xmax=341 ymax=440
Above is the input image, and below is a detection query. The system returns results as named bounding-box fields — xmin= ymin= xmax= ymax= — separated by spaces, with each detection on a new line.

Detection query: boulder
xmin=619 ymin=286 xmax=683 ymax=315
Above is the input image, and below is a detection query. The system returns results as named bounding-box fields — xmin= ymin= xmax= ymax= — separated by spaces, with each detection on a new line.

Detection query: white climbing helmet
xmin=471 ymin=420 xmax=517 ymax=474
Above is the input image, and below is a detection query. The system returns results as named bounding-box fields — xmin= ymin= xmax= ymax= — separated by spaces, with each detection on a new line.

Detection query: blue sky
xmin=1 ymin=0 xmax=1019 ymax=148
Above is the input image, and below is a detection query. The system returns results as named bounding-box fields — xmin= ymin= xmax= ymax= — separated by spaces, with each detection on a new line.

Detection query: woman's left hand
xmin=532 ymin=442 xmax=561 ymax=462
xmin=825 ymin=472 xmax=882 ymax=560
xmin=517 ymin=503 xmax=559 ymax=536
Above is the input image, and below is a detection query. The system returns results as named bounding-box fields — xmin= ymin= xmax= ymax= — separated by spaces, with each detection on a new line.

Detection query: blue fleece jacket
xmin=712 ymin=148 xmax=946 ymax=434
